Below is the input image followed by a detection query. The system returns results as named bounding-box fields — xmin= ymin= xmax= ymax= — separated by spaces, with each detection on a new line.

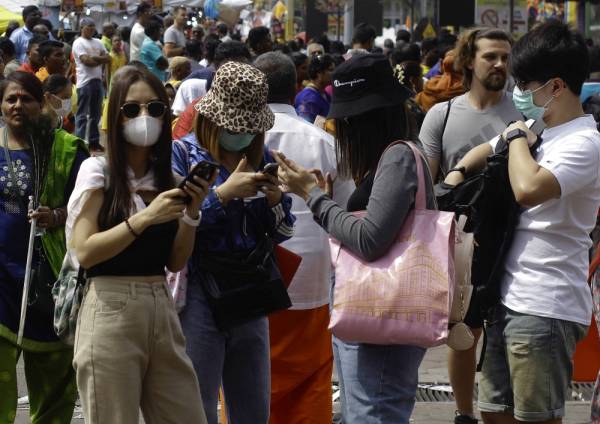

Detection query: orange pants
xmin=268 ymin=305 xmax=333 ymax=424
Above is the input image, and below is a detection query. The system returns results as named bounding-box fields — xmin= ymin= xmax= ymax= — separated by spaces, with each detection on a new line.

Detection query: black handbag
xmin=29 ymin=237 xmax=56 ymax=318
xmin=196 ymin=223 xmax=291 ymax=330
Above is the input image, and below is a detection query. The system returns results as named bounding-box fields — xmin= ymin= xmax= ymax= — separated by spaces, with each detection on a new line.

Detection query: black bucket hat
xmin=327 ymin=53 xmax=411 ymax=119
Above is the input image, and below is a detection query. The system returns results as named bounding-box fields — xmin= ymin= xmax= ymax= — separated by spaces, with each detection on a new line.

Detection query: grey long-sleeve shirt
xmin=306 ymin=143 xmax=436 ymax=262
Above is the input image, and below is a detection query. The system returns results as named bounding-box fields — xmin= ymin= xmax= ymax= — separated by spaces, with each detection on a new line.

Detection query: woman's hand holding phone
xmin=182 ymin=173 xmax=216 ymax=217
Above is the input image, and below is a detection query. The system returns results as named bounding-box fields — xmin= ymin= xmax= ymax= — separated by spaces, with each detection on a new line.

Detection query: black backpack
xmin=435 ymin=136 xmax=542 ymax=318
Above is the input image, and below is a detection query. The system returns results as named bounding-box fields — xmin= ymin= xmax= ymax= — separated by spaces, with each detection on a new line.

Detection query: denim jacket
xmin=172 ymin=133 xmax=295 ymax=278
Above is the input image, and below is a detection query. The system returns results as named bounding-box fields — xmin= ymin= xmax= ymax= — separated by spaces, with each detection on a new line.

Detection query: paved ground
xmin=15 ymin=345 xmax=595 ymax=423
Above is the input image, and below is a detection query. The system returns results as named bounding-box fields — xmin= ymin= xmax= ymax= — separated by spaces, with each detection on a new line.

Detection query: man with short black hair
xmin=248 ymin=26 xmax=273 ymax=58
xmin=446 ymin=20 xmax=600 ymax=424
xmin=216 ymin=22 xmax=231 ymax=42
xmin=10 ymin=5 xmax=42 ymax=63
xmin=141 ymin=20 xmax=168 ymax=81
xmin=72 ymin=18 xmax=110 ymax=152
xmin=130 ymin=2 xmax=153 ymax=61
xmin=32 ymin=23 xmax=50 ymax=38
xmin=164 ymin=6 xmax=187 ymax=58
xmin=17 ymin=34 xmax=46 ymax=74
xmin=419 ymin=27 xmax=520 ymax=424
xmin=101 ymin=23 xmax=115 ymax=52
xmin=396 ymin=28 xmax=411 ymax=44
xmin=350 ymin=23 xmax=376 ymax=52
xmin=36 ymin=39 xmax=65 ymax=81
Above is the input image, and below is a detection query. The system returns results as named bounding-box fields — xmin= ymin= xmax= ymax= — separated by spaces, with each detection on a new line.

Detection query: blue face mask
xmin=512 ymin=80 xmax=554 ymax=121
xmin=218 ymin=129 xmax=255 ymax=152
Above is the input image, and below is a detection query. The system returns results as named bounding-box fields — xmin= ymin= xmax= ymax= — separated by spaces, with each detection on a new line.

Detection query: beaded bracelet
xmin=125 ymin=218 xmax=140 ymax=238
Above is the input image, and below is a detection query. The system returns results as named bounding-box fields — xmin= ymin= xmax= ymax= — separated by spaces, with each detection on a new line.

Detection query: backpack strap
xmin=438 ymin=98 xmax=454 ymax=179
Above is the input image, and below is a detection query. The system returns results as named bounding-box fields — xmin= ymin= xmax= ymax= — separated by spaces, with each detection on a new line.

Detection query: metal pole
xmin=17 ymin=197 xmax=37 ymax=345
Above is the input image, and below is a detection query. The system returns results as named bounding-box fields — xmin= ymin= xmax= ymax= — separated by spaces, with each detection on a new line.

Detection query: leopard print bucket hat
xmin=194 ymin=61 xmax=275 ymax=133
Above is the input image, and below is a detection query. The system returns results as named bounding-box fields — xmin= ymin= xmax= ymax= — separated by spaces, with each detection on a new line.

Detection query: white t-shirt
xmin=496 ymin=115 xmax=600 ymax=325
xmin=130 ymin=22 xmax=146 ymax=61
xmin=264 ymin=104 xmax=354 ymax=309
xmin=171 ymin=79 xmax=207 ymax=116
xmin=72 ymin=36 xmax=107 ymax=88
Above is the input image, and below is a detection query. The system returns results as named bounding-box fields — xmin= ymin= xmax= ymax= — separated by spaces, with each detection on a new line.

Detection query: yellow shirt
xmin=110 ymin=51 xmax=127 ymax=77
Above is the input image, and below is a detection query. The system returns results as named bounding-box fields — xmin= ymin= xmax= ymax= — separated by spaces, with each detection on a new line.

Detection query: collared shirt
xmin=10 ymin=26 xmax=34 ymax=64
xmin=264 ymin=103 xmax=354 ymax=309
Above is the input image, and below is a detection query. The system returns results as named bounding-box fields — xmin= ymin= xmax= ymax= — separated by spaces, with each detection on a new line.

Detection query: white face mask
xmin=50 ymin=95 xmax=71 ymax=117
xmin=122 ymin=115 xmax=163 ymax=147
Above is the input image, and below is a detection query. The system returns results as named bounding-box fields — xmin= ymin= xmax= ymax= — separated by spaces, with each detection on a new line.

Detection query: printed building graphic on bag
xmin=333 ymin=242 xmax=449 ymax=323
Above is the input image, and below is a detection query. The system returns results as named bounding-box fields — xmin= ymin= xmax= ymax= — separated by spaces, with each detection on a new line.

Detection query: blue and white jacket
xmin=172 ymin=133 xmax=296 ymax=280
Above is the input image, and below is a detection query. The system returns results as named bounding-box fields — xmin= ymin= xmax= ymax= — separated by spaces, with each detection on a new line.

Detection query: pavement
xmin=15 ymin=344 xmax=594 ymax=423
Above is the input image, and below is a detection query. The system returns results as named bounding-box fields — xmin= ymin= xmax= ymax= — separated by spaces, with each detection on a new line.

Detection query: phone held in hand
xmin=262 ymin=163 xmax=279 ymax=177
xmin=178 ymin=160 xmax=219 ymax=202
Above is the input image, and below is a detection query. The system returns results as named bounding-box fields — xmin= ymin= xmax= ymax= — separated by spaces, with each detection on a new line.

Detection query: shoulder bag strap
xmin=376 ymin=140 xmax=428 ymax=211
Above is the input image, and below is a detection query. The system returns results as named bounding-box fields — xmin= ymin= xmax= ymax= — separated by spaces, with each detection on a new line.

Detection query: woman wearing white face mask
xmin=68 ymin=66 xmax=212 ymax=424
xmin=42 ymin=74 xmax=75 ymax=133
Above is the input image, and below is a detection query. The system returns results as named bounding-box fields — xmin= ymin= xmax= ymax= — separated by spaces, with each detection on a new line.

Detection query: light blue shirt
xmin=140 ymin=36 xmax=166 ymax=81
xmin=10 ymin=26 xmax=33 ymax=64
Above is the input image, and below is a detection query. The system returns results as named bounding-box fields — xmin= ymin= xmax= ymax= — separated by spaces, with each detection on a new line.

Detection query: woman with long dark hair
xmin=274 ymin=54 xmax=435 ymax=424
xmin=68 ymin=66 xmax=210 ymax=423
xmin=0 ymin=71 xmax=87 ymax=423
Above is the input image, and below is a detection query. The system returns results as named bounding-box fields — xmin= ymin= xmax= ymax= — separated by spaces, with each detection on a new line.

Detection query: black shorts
xmin=463 ymin=290 xmax=484 ymax=329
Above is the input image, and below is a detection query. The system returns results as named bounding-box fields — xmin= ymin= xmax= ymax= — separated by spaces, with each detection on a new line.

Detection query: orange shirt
xmin=16 ymin=62 xmax=35 ymax=75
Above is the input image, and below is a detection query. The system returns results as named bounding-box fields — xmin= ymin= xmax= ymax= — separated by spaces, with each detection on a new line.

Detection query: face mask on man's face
xmin=512 ymin=80 xmax=555 ymax=121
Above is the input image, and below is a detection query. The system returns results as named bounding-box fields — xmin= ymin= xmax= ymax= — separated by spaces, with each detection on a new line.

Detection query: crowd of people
xmin=1 ymin=3 xmax=600 ymax=424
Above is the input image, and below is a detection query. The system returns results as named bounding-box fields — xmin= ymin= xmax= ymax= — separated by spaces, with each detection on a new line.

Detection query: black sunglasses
xmin=120 ymin=101 xmax=167 ymax=119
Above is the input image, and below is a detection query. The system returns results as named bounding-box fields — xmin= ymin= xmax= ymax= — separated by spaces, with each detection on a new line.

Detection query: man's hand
xmin=502 ymin=121 xmax=537 ymax=147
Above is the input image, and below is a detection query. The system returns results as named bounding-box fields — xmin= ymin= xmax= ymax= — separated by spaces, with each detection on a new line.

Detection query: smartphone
xmin=178 ymin=160 xmax=219 ymax=201
xmin=262 ymin=163 xmax=279 ymax=177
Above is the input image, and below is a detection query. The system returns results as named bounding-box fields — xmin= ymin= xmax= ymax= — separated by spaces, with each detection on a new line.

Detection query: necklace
xmin=1 ymin=128 xmax=33 ymax=214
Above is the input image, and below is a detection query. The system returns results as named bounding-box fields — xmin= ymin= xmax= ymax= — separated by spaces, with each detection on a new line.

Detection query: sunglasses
xmin=120 ymin=101 xmax=167 ymax=119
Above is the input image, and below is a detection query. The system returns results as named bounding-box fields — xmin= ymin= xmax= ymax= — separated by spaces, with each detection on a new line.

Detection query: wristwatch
xmin=505 ymin=128 xmax=528 ymax=145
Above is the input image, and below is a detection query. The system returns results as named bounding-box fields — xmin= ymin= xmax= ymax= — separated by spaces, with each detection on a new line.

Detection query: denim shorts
xmin=478 ymin=305 xmax=588 ymax=422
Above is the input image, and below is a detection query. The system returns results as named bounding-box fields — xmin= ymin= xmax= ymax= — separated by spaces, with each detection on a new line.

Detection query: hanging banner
xmin=475 ymin=0 xmax=528 ymax=36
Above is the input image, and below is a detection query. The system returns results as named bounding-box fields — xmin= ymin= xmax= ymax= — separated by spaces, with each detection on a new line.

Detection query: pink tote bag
xmin=329 ymin=141 xmax=455 ymax=347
